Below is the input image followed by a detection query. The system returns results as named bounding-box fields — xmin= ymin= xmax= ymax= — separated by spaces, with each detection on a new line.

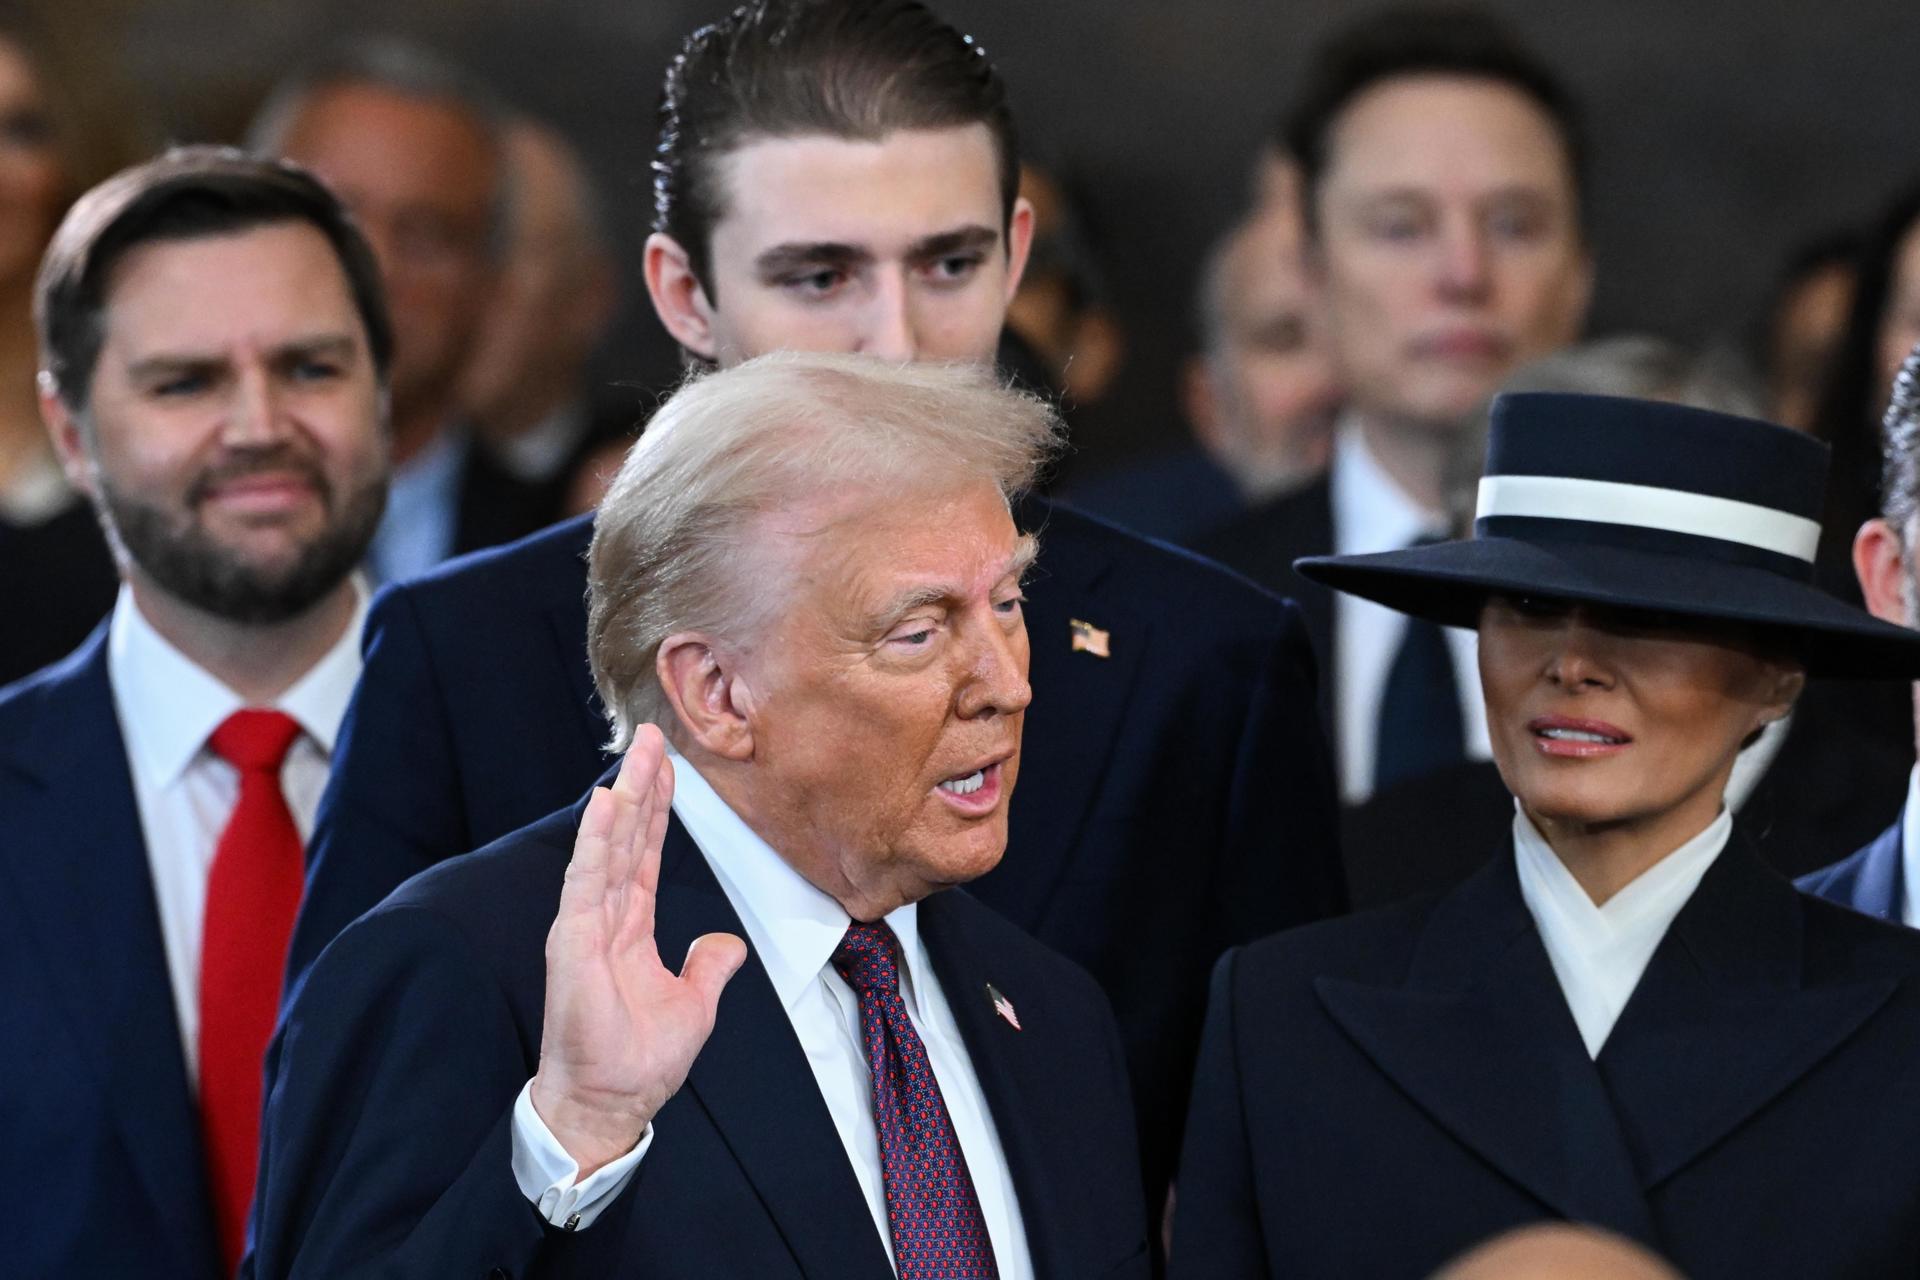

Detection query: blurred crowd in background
xmin=5 ymin=0 xmax=1920 ymax=749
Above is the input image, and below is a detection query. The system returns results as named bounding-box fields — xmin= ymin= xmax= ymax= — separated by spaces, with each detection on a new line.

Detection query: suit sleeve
xmin=250 ymin=904 xmax=583 ymax=1279
xmin=1217 ymin=600 xmax=1346 ymax=942
xmin=285 ymin=583 xmax=471 ymax=990
xmin=1166 ymin=949 xmax=1268 ymax=1278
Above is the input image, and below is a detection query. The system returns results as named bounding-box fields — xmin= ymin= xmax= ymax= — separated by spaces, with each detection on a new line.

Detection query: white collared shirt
xmin=509 ymin=751 xmax=1035 ymax=1277
xmin=1329 ymin=420 xmax=1491 ymax=803
xmin=1900 ymin=766 xmax=1920 ymax=929
xmin=1513 ymin=805 xmax=1730 ymax=1058
xmin=107 ymin=581 xmax=368 ymax=1082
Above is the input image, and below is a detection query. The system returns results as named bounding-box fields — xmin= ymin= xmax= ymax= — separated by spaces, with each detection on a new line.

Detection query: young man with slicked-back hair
xmin=286 ymin=0 xmax=1344 ymax=1230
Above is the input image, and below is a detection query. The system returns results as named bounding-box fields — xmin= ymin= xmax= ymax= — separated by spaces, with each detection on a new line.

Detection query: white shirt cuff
xmin=509 ymin=1080 xmax=652 ymax=1230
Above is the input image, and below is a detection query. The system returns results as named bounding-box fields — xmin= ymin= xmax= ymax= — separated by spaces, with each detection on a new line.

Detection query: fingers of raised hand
xmin=680 ymin=932 xmax=748 ymax=1021
xmin=559 ymin=786 xmax=617 ymax=920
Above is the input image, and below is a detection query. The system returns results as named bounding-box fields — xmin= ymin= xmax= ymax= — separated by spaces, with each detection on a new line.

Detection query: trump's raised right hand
xmin=529 ymin=725 xmax=747 ymax=1174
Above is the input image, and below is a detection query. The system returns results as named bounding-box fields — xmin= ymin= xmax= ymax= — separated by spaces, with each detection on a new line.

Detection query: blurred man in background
xmin=1071 ymin=178 xmax=1341 ymax=545
xmin=1204 ymin=6 xmax=1593 ymax=807
xmin=459 ymin=114 xmax=635 ymax=497
xmin=251 ymin=40 xmax=555 ymax=581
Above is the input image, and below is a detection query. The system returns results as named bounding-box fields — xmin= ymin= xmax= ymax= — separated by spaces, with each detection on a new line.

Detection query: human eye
xmin=992 ymin=591 xmax=1025 ymax=619
xmin=782 ymin=267 xmax=846 ymax=300
xmin=288 ymin=356 xmax=345 ymax=383
xmin=1486 ymin=201 xmax=1551 ymax=244
xmin=925 ymin=252 xmax=986 ymax=286
xmin=1361 ymin=204 xmax=1428 ymax=242
xmin=1504 ymin=593 xmax=1567 ymax=619
xmin=150 ymin=370 xmax=212 ymax=398
xmin=886 ymin=618 xmax=941 ymax=649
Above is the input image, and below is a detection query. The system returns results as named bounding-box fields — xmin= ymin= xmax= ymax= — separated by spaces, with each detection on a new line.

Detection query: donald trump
xmin=248 ymin=353 xmax=1151 ymax=1278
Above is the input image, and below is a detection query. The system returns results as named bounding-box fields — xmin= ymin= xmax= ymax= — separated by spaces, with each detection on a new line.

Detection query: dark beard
xmin=95 ymin=453 xmax=386 ymax=625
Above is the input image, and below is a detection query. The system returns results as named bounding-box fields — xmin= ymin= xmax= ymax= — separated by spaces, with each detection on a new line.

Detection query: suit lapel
xmin=918 ymin=894 xmax=1075 ymax=1277
xmin=1598 ymin=839 xmax=1897 ymax=1190
xmin=0 ymin=632 xmax=219 ymax=1276
xmin=654 ymin=819 xmax=892 ymax=1279
xmin=1315 ymin=856 xmax=1656 ymax=1241
xmin=993 ymin=498 xmax=1151 ymax=931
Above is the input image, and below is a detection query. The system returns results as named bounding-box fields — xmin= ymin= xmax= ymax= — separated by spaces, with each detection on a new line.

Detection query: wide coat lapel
xmin=917 ymin=893 xmax=1087 ymax=1278
xmin=0 ymin=629 xmax=219 ymax=1276
xmin=993 ymin=498 xmax=1152 ymax=931
xmin=1597 ymin=838 xmax=1898 ymax=1190
xmin=1314 ymin=854 xmax=1656 ymax=1242
xmin=653 ymin=818 xmax=893 ymax=1279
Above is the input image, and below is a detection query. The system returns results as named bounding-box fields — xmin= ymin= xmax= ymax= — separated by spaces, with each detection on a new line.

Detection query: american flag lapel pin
xmin=986 ymin=982 xmax=1022 ymax=1031
xmin=1069 ymin=618 xmax=1110 ymax=658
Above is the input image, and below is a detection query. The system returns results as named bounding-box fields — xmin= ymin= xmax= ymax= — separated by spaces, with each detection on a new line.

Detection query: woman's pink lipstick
xmin=1528 ymin=714 xmax=1632 ymax=759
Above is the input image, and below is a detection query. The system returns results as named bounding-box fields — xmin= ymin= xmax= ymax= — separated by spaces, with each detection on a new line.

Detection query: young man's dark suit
xmin=1170 ymin=836 xmax=1920 ymax=1278
xmin=0 ymin=630 xmax=222 ymax=1279
xmin=1199 ymin=475 xmax=1334 ymax=710
xmin=249 ymin=784 xmax=1151 ymax=1279
xmin=1800 ymin=820 xmax=1905 ymax=922
xmin=288 ymin=495 xmax=1343 ymax=1203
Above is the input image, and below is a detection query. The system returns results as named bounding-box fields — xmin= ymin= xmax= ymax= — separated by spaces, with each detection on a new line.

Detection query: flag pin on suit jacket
xmin=1069 ymin=618 xmax=1110 ymax=658
xmin=986 ymin=983 xmax=1021 ymax=1030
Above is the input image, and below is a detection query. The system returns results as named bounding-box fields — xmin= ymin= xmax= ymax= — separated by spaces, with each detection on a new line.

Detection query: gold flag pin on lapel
xmin=1069 ymin=618 xmax=1110 ymax=658
xmin=986 ymin=982 xmax=1022 ymax=1030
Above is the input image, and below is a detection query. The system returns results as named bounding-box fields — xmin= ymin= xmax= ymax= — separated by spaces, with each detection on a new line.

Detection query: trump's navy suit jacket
xmin=249 ymin=791 xmax=1151 ymax=1279
xmin=1170 ymin=838 xmax=1920 ymax=1279
xmin=0 ymin=628 xmax=225 ymax=1279
xmin=288 ymin=497 xmax=1342 ymax=1203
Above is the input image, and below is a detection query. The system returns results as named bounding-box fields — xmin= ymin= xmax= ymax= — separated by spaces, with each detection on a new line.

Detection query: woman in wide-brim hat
xmin=1168 ymin=392 xmax=1920 ymax=1279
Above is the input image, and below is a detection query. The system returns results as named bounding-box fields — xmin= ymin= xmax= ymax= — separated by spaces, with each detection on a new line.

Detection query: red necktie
xmin=832 ymin=922 xmax=999 ymax=1279
xmin=199 ymin=708 xmax=304 ymax=1274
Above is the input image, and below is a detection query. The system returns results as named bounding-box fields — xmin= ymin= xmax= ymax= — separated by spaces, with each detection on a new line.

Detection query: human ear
xmin=1854 ymin=517 xmax=1914 ymax=627
xmin=643 ymin=232 xmax=720 ymax=362
xmin=1002 ymin=196 xmax=1035 ymax=300
xmin=39 ymin=374 xmax=94 ymax=498
xmin=656 ymin=633 xmax=755 ymax=761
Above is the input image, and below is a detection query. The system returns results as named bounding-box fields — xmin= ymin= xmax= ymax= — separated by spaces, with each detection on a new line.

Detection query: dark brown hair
xmin=35 ymin=144 xmax=393 ymax=413
xmin=1282 ymin=6 xmax=1587 ymax=232
xmin=652 ymin=0 xmax=1018 ymax=296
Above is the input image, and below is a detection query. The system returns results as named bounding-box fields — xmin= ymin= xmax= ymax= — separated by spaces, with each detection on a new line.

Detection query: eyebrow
xmin=864 ymin=533 xmax=1040 ymax=634
xmin=753 ymin=224 xmax=1002 ymax=281
xmin=125 ymin=333 xmax=360 ymax=381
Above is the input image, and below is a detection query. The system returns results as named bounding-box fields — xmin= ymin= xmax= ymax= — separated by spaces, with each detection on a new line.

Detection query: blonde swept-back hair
xmin=588 ymin=351 xmax=1063 ymax=749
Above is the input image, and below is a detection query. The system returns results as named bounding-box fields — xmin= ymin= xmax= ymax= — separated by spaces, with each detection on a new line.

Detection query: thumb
xmin=681 ymin=931 xmax=748 ymax=1012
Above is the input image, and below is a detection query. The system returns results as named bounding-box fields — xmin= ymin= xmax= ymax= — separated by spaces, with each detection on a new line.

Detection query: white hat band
xmin=1476 ymin=474 xmax=1821 ymax=564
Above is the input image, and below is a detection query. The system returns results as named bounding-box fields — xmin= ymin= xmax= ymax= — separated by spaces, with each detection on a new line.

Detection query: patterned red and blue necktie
xmin=832 ymin=921 xmax=999 ymax=1279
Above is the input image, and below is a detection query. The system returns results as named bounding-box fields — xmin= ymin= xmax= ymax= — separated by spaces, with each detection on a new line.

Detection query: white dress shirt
xmin=1330 ymin=421 xmax=1491 ymax=803
xmin=510 ymin=750 xmax=1036 ymax=1277
xmin=1513 ymin=804 xmax=1730 ymax=1057
xmin=1900 ymin=766 xmax=1920 ymax=929
xmin=107 ymin=581 xmax=368 ymax=1083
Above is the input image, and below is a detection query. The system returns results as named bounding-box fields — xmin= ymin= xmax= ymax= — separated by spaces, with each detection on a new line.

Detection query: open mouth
xmin=1529 ymin=716 xmax=1632 ymax=757
xmin=933 ymin=759 xmax=1006 ymax=813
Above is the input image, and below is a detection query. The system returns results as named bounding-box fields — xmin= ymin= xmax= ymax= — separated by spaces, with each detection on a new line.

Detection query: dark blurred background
xmin=86 ymin=0 xmax=1920 ymax=474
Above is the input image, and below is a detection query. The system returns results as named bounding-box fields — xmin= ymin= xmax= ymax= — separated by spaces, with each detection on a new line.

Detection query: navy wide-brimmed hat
xmin=1296 ymin=392 xmax=1920 ymax=678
